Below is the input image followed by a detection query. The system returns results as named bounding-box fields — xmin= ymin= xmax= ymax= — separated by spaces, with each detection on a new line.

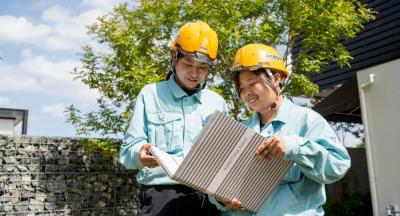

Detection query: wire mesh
xmin=0 ymin=136 xmax=138 ymax=216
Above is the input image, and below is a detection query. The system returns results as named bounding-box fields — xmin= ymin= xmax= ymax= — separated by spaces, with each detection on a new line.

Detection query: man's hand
xmin=215 ymin=197 xmax=243 ymax=210
xmin=139 ymin=143 xmax=158 ymax=168
xmin=256 ymin=135 xmax=285 ymax=160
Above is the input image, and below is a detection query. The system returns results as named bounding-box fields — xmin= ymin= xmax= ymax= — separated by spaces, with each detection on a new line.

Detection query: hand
xmin=256 ymin=135 xmax=285 ymax=160
xmin=139 ymin=143 xmax=158 ymax=168
xmin=215 ymin=196 xmax=243 ymax=210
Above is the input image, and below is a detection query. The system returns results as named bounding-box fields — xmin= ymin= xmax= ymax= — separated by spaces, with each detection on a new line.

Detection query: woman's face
xmin=238 ymin=70 xmax=278 ymax=112
xmin=174 ymin=56 xmax=210 ymax=89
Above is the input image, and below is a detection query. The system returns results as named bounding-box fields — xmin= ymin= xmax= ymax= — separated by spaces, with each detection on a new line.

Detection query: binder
xmin=150 ymin=110 xmax=293 ymax=212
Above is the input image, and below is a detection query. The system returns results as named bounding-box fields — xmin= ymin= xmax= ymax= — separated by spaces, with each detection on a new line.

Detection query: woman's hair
xmin=232 ymin=69 xmax=281 ymax=98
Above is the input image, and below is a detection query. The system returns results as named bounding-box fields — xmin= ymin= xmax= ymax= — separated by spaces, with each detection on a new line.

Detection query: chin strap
xmin=263 ymin=69 xmax=281 ymax=112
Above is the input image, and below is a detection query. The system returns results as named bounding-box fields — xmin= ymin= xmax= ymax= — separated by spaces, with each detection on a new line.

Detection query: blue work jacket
xmin=210 ymin=98 xmax=350 ymax=216
xmin=120 ymin=74 xmax=228 ymax=185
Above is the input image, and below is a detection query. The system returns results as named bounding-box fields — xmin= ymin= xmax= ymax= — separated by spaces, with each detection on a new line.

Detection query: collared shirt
xmin=210 ymin=97 xmax=350 ymax=216
xmin=120 ymin=75 xmax=228 ymax=185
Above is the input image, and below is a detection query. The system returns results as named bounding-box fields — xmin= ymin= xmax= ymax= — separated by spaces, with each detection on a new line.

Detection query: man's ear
xmin=171 ymin=55 xmax=179 ymax=68
xmin=171 ymin=55 xmax=177 ymax=63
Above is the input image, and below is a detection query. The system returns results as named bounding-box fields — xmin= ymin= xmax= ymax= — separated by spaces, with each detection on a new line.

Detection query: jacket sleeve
xmin=283 ymin=116 xmax=351 ymax=184
xmin=119 ymin=90 xmax=148 ymax=170
xmin=208 ymin=195 xmax=230 ymax=211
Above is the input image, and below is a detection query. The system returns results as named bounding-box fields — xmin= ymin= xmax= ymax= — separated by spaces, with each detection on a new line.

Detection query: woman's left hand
xmin=215 ymin=196 xmax=243 ymax=210
xmin=256 ymin=135 xmax=285 ymax=160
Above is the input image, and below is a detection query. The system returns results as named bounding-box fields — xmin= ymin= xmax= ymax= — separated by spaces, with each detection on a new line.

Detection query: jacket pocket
xmin=260 ymin=184 xmax=300 ymax=214
xmin=147 ymin=112 xmax=182 ymax=151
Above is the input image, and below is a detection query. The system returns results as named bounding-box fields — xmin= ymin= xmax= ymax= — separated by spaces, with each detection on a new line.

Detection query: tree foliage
xmin=66 ymin=0 xmax=374 ymax=138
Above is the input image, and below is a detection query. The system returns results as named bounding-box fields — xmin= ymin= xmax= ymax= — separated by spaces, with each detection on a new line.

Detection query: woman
xmin=120 ymin=21 xmax=227 ymax=216
xmin=210 ymin=44 xmax=350 ymax=216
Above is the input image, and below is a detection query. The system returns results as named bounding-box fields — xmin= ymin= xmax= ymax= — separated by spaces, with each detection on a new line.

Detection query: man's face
xmin=174 ymin=56 xmax=210 ymax=89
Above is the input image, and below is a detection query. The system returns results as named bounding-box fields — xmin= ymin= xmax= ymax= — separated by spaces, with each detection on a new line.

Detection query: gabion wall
xmin=0 ymin=135 xmax=139 ymax=216
xmin=0 ymin=135 xmax=370 ymax=215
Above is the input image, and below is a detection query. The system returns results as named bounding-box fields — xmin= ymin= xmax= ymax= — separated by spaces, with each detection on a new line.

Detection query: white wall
xmin=0 ymin=119 xmax=15 ymax=135
xmin=357 ymin=58 xmax=400 ymax=216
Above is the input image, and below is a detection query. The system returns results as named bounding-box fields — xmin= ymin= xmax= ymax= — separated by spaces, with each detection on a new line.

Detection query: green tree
xmin=66 ymin=0 xmax=374 ymax=138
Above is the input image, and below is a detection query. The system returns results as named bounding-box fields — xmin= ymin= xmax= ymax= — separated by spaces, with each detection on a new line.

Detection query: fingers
xmin=142 ymin=155 xmax=158 ymax=167
xmin=139 ymin=144 xmax=152 ymax=160
xmin=215 ymin=196 xmax=243 ymax=210
xmin=256 ymin=135 xmax=285 ymax=160
xmin=256 ymin=138 xmax=273 ymax=158
xmin=230 ymin=198 xmax=243 ymax=210
xmin=139 ymin=144 xmax=158 ymax=168
xmin=266 ymin=139 xmax=280 ymax=160
xmin=256 ymin=138 xmax=271 ymax=156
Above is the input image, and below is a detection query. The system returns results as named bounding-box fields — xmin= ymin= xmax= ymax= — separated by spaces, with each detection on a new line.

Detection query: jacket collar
xmin=167 ymin=74 xmax=203 ymax=103
xmin=248 ymin=97 xmax=292 ymax=131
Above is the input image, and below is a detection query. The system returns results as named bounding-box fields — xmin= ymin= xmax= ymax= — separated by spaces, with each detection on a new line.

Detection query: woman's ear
xmin=273 ymin=72 xmax=282 ymax=86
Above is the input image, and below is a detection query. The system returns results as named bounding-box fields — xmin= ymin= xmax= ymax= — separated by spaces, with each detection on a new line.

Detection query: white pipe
xmin=359 ymin=73 xmax=379 ymax=215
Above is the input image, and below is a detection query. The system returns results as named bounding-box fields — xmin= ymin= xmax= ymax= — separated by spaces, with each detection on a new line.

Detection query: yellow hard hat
xmin=171 ymin=21 xmax=218 ymax=63
xmin=231 ymin=44 xmax=289 ymax=79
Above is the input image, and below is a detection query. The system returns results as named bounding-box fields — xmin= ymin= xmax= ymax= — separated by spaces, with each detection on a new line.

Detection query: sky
xmin=0 ymin=0 xmax=125 ymax=137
